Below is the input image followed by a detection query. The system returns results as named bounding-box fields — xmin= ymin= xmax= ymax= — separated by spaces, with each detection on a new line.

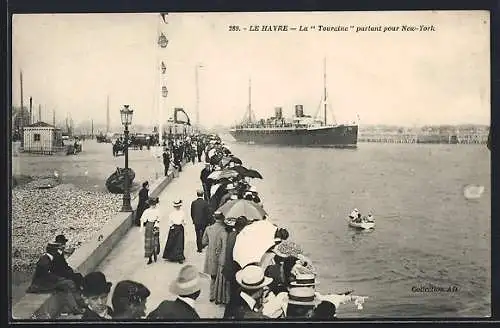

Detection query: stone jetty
xmin=92 ymin=161 xmax=224 ymax=319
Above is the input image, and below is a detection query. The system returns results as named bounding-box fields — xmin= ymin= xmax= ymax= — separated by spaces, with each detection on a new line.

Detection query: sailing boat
xmin=229 ymin=59 xmax=358 ymax=148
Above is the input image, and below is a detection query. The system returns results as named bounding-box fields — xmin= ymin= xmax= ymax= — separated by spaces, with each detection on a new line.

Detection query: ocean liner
xmin=229 ymin=59 xmax=358 ymax=148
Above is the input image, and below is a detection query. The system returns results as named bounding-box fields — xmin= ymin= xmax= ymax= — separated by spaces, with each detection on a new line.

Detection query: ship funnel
xmin=275 ymin=107 xmax=283 ymax=119
xmin=295 ymin=105 xmax=304 ymax=117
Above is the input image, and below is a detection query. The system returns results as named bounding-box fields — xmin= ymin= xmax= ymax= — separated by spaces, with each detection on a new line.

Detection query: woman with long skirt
xmin=162 ymin=199 xmax=186 ymax=264
xmin=140 ymin=197 xmax=161 ymax=264
xmin=213 ymin=222 xmax=231 ymax=304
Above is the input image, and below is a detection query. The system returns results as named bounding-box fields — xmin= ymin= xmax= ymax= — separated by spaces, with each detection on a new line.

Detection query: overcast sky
xmin=12 ymin=11 xmax=490 ymax=128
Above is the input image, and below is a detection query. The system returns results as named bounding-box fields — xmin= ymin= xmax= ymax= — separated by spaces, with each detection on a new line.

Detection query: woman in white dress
xmin=162 ymin=199 xmax=187 ymax=264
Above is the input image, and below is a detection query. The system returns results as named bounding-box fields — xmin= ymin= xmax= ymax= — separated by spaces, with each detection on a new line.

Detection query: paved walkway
xmin=95 ymin=161 xmax=225 ymax=319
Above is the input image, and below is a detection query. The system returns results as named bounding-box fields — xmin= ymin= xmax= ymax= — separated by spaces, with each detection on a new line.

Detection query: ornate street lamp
xmin=120 ymin=104 xmax=134 ymax=212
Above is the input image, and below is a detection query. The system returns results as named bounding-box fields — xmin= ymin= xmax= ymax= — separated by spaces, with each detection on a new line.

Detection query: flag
xmin=162 ymin=86 xmax=168 ymax=98
xmin=160 ymin=13 xmax=168 ymax=24
xmin=161 ymin=61 xmax=166 ymax=74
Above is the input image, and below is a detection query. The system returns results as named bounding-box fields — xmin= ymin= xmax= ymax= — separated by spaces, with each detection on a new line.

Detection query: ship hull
xmin=229 ymin=125 xmax=358 ymax=148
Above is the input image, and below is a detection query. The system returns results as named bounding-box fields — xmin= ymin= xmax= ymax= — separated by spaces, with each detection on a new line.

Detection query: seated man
xmin=27 ymin=242 xmax=84 ymax=318
xmin=52 ymin=235 xmax=84 ymax=289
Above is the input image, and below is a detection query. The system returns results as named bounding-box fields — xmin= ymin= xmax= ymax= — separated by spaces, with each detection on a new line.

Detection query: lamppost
xmin=120 ymin=104 xmax=134 ymax=212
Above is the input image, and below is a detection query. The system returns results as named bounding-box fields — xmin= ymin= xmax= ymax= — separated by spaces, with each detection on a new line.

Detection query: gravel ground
xmin=11 ymin=140 xmax=166 ymax=303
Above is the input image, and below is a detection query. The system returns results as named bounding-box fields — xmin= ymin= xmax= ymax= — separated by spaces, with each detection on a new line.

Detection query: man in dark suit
xmin=191 ymin=190 xmax=212 ymax=253
xmin=229 ymin=265 xmax=273 ymax=319
xmin=27 ymin=242 xmax=84 ymax=318
xmin=52 ymin=235 xmax=84 ymax=288
xmin=135 ymin=181 xmax=149 ymax=227
xmin=200 ymin=163 xmax=212 ymax=201
xmin=146 ymin=265 xmax=201 ymax=319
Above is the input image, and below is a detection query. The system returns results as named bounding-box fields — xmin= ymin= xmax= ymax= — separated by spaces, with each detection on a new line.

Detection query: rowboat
xmin=348 ymin=218 xmax=375 ymax=230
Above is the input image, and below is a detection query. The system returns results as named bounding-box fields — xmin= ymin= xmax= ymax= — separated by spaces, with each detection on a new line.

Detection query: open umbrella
xmin=232 ymin=166 xmax=263 ymax=179
xmin=233 ymin=220 xmax=278 ymax=268
xmin=218 ymin=199 xmax=267 ymax=221
xmin=229 ymin=156 xmax=242 ymax=165
xmin=207 ymin=169 xmax=239 ymax=181
xmin=220 ymin=157 xmax=232 ymax=167
xmin=208 ymin=148 xmax=217 ymax=158
xmin=245 ymin=169 xmax=263 ymax=179
xmin=209 ymin=154 xmax=223 ymax=165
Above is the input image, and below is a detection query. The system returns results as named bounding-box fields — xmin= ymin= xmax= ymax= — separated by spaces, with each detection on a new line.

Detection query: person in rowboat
xmin=349 ymin=209 xmax=359 ymax=220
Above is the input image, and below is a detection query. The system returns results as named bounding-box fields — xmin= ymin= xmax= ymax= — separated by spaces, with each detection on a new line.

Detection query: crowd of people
xmin=25 ymin=133 xmax=368 ymax=320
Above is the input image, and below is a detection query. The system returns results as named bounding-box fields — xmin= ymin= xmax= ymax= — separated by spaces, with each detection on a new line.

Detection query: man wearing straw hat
xmin=230 ymin=265 xmax=273 ymax=319
xmin=147 ymin=265 xmax=202 ymax=319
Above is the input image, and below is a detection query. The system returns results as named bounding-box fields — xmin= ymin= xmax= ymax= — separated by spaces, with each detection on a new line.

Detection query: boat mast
xmin=106 ymin=95 xmax=110 ymax=133
xmin=248 ymin=78 xmax=252 ymax=123
xmin=323 ymin=57 xmax=327 ymax=125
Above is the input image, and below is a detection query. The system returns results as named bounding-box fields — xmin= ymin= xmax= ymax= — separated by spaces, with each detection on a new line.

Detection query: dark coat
xmin=27 ymin=254 xmax=64 ymax=293
xmin=222 ymin=231 xmax=239 ymax=279
xmin=138 ymin=187 xmax=149 ymax=208
xmin=200 ymin=167 xmax=211 ymax=184
xmin=190 ymin=198 xmax=211 ymax=227
xmin=162 ymin=152 xmax=170 ymax=165
xmin=136 ymin=187 xmax=149 ymax=220
xmin=52 ymin=253 xmax=83 ymax=287
xmin=232 ymin=298 xmax=267 ymax=320
xmin=146 ymin=298 xmax=200 ymax=319
xmin=81 ymin=306 xmax=114 ymax=320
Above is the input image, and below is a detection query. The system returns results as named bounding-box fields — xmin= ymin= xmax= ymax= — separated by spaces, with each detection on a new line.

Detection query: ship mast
xmin=323 ymin=57 xmax=327 ymax=125
xmin=106 ymin=95 xmax=110 ymax=133
xmin=248 ymin=78 xmax=252 ymax=123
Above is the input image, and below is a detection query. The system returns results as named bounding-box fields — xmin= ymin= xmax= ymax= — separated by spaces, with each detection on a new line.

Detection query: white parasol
xmin=233 ymin=220 xmax=278 ymax=268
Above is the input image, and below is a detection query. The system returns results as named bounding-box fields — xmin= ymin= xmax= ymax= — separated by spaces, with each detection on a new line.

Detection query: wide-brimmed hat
xmin=289 ymin=272 xmax=320 ymax=287
xmin=173 ymin=199 xmax=183 ymax=207
xmin=169 ymin=265 xmax=202 ymax=296
xmin=272 ymin=240 xmax=303 ymax=258
xmin=81 ymin=272 xmax=112 ymax=297
xmin=287 ymin=287 xmax=319 ymax=306
xmin=55 ymin=234 xmax=68 ymax=245
xmin=235 ymin=265 xmax=273 ymax=290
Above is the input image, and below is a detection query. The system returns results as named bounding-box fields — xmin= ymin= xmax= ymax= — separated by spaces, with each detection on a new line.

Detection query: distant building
xmin=23 ymin=121 xmax=63 ymax=154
